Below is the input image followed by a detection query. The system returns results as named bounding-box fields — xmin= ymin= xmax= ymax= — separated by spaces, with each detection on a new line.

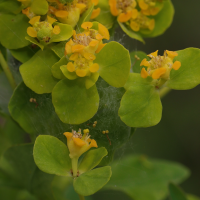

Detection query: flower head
xmin=137 ymin=0 xmax=163 ymax=16
xmin=64 ymin=129 xmax=98 ymax=159
xmin=140 ymin=50 xmax=181 ymax=80
xmin=27 ymin=16 xmax=60 ymax=43
xmin=63 ymin=22 xmax=109 ymax=83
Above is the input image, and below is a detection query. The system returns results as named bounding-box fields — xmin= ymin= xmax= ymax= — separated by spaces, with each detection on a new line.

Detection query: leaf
xmin=0 ymin=13 xmax=30 ymax=49
xmin=73 ymin=166 xmax=112 ymax=196
xmin=0 ymin=72 xmax=13 ymax=116
xmin=119 ymin=73 xmax=162 ymax=127
xmin=76 ymin=5 xmax=94 ymax=33
xmin=167 ymin=48 xmax=200 ymax=90
xmin=94 ymin=0 xmax=115 ymax=29
xmin=95 ymin=41 xmax=131 ymax=88
xmin=60 ymin=65 xmax=78 ymax=80
xmin=130 ymin=51 xmax=149 ymax=73
xmin=50 ymin=23 xmax=73 ymax=43
xmin=20 ymin=49 xmax=59 ymax=94
xmin=78 ymin=147 xmax=108 ymax=174
xmin=188 ymin=195 xmax=200 ymax=200
xmin=10 ymin=45 xmax=39 ymax=63
xmin=169 ymin=183 xmax=188 ymax=200
xmin=0 ymin=0 xmax=21 ymax=14
xmin=104 ymin=155 xmax=190 ymax=200
xmin=33 ymin=135 xmax=72 ymax=176
xmin=0 ymin=144 xmax=36 ymax=189
xmin=52 ymin=56 xmax=68 ymax=79
xmin=51 ymin=41 xmax=66 ymax=58
xmin=30 ymin=0 xmax=48 ymax=15
xmin=25 ymin=36 xmax=45 ymax=50
xmin=52 ymin=78 xmax=99 ymax=124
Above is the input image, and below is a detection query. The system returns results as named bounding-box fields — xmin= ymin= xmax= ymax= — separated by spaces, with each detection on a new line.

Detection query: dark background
xmin=101 ymin=0 xmax=200 ymax=198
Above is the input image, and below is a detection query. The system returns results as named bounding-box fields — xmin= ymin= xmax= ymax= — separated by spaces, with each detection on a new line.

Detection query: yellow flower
xmin=64 ymin=22 xmax=109 ymax=78
xmin=109 ymin=0 xmax=137 ymax=22
xmin=140 ymin=50 xmax=181 ymax=80
xmin=27 ymin=16 xmax=61 ymax=43
xmin=64 ymin=129 xmax=98 ymax=159
xmin=137 ymin=0 xmax=163 ymax=16
xmin=130 ymin=11 xmax=155 ymax=32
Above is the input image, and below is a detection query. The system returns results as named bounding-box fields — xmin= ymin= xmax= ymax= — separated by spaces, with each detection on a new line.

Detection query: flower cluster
xmin=140 ymin=50 xmax=181 ymax=80
xmin=27 ymin=16 xmax=60 ymax=43
xmin=109 ymin=0 xmax=163 ymax=32
xmin=64 ymin=22 xmax=109 ymax=78
xmin=64 ymin=128 xmax=97 ymax=159
xmin=20 ymin=0 xmax=101 ymax=27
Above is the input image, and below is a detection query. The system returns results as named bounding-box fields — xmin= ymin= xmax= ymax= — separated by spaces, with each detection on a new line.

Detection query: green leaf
xmin=188 ymin=195 xmax=200 ymax=200
xmin=73 ymin=166 xmax=112 ymax=196
xmin=50 ymin=23 xmax=73 ymax=43
xmin=30 ymin=0 xmax=48 ymax=15
xmin=169 ymin=183 xmax=188 ymax=200
xmin=0 ymin=144 xmax=36 ymax=189
xmin=25 ymin=36 xmax=45 ymax=50
xmin=51 ymin=41 xmax=66 ymax=58
xmin=130 ymin=51 xmax=149 ymax=73
xmin=10 ymin=45 xmax=39 ymax=63
xmin=94 ymin=0 xmax=115 ymax=29
xmin=104 ymin=155 xmax=190 ymax=200
xmin=52 ymin=78 xmax=99 ymax=124
xmin=60 ymin=65 xmax=78 ymax=80
xmin=34 ymin=135 xmax=71 ymax=176
xmin=0 ymin=72 xmax=13 ymax=116
xmin=78 ymin=147 xmax=108 ymax=174
xmin=0 ymin=13 xmax=30 ymax=49
xmin=20 ymin=49 xmax=59 ymax=94
xmin=76 ymin=5 xmax=94 ymax=33
xmin=30 ymin=168 xmax=55 ymax=200
xmin=119 ymin=73 xmax=162 ymax=127
xmin=0 ymin=0 xmax=21 ymax=14
xmin=95 ymin=41 xmax=130 ymax=88
xmin=167 ymin=48 xmax=200 ymax=90
xmin=52 ymin=56 xmax=69 ymax=79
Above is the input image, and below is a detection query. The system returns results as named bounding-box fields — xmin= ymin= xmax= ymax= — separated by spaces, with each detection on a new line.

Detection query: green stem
xmin=0 ymin=51 xmax=16 ymax=90
xmin=71 ymin=157 xmax=79 ymax=177
xmin=78 ymin=194 xmax=85 ymax=200
xmin=159 ymin=87 xmax=171 ymax=98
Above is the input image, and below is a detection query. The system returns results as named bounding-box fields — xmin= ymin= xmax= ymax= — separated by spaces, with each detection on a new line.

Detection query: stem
xmin=159 ymin=87 xmax=171 ymax=98
xmin=71 ymin=157 xmax=79 ymax=177
xmin=0 ymin=51 xmax=16 ymax=90
xmin=78 ymin=194 xmax=85 ymax=200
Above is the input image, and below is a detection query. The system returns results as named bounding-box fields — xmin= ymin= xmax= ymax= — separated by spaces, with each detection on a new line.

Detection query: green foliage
xmin=73 ymin=166 xmax=112 ymax=196
xmin=78 ymin=147 xmax=108 ymax=174
xmin=169 ymin=183 xmax=188 ymax=200
xmin=30 ymin=0 xmax=48 ymax=15
xmin=52 ymin=78 xmax=99 ymax=124
xmin=167 ymin=48 xmax=200 ymax=90
xmin=50 ymin=42 xmax=66 ymax=58
xmin=104 ymin=155 xmax=190 ymax=200
xmin=20 ymin=49 xmax=59 ymax=94
xmin=0 ymin=13 xmax=30 ymax=49
xmin=119 ymin=73 xmax=162 ymax=127
xmin=0 ymin=0 xmax=21 ymax=14
xmin=95 ymin=41 xmax=131 ymax=87
xmin=33 ymin=135 xmax=72 ymax=176
xmin=52 ymin=56 xmax=67 ymax=79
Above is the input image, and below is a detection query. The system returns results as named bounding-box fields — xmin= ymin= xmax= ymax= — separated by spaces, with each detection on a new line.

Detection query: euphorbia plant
xmin=1 ymin=0 xmax=200 ymax=200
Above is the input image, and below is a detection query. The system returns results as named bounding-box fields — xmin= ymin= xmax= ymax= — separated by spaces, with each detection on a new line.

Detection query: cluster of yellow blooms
xmin=19 ymin=0 xmax=101 ymax=28
xmin=64 ymin=22 xmax=109 ymax=78
xmin=109 ymin=0 xmax=163 ymax=32
xmin=140 ymin=50 xmax=181 ymax=80
xmin=64 ymin=129 xmax=97 ymax=159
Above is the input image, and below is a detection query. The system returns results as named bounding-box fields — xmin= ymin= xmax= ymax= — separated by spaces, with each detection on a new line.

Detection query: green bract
xmin=33 ymin=135 xmax=112 ymax=196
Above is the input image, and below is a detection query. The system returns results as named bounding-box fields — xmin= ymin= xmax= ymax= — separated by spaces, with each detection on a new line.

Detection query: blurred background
xmin=109 ymin=0 xmax=200 ymax=198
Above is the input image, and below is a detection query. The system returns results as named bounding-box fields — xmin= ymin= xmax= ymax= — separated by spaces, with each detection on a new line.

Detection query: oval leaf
xmin=33 ymin=135 xmax=72 ymax=176
xmin=169 ymin=183 xmax=188 ymax=200
xmin=20 ymin=49 xmax=59 ymax=94
xmin=119 ymin=73 xmax=162 ymax=127
xmin=78 ymin=147 xmax=108 ymax=174
xmin=95 ymin=41 xmax=130 ymax=88
xmin=52 ymin=56 xmax=68 ymax=79
xmin=167 ymin=48 xmax=200 ymax=90
xmin=52 ymin=78 xmax=99 ymax=124
xmin=73 ymin=166 xmax=112 ymax=196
